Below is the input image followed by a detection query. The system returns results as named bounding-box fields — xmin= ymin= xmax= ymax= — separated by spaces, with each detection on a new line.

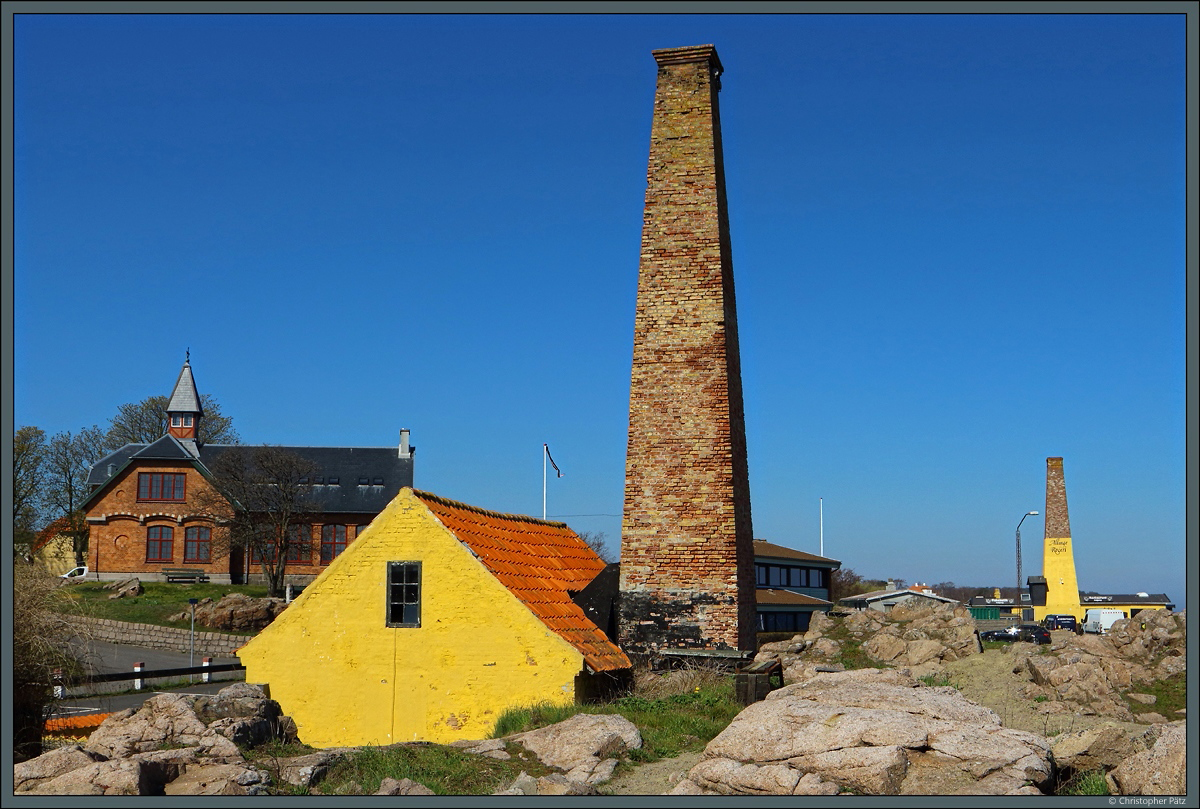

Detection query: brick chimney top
xmin=652 ymin=44 xmax=723 ymax=74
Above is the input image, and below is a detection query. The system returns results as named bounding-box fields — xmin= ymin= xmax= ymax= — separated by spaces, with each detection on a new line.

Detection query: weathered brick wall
xmin=1044 ymin=457 xmax=1070 ymax=539
xmin=619 ymin=45 xmax=756 ymax=654
xmin=64 ymin=615 xmax=247 ymax=657
xmin=87 ymin=461 xmax=227 ymax=576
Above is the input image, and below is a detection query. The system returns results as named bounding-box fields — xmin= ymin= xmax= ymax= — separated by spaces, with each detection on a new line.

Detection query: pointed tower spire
xmin=618 ymin=45 xmax=755 ymax=654
xmin=166 ymin=355 xmax=204 ymax=454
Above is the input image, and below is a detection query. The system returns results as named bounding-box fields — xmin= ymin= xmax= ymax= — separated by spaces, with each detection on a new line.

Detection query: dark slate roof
xmin=1081 ymin=593 xmax=1175 ymax=607
xmin=753 ymin=539 xmax=840 ymax=566
xmin=134 ymin=434 xmax=197 ymax=460
xmin=199 ymin=444 xmax=413 ymax=514
xmin=86 ymin=444 xmax=147 ymax=487
xmin=167 ymin=361 xmax=203 ymax=415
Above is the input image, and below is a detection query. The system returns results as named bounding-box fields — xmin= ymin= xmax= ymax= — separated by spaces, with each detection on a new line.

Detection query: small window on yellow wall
xmin=387 ymin=561 xmax=420 ymax=627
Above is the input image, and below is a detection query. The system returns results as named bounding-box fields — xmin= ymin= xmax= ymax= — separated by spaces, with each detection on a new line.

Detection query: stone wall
xmin=619 ymin=44 xmax=756 ymax=654
xmin=65 ymin=615 xmax=248 ymax=658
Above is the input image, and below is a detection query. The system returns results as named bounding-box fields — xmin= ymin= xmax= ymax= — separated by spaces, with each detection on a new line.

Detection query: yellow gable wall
xmin=238 ymin=490 xmax=586 ymax=747
xmin=33 ymin=535 xmax=77 ymax=576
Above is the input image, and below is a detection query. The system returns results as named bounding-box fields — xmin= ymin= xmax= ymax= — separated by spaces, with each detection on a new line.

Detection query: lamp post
xmin=188 ymin=598 xmax=199 ymax=681
xmin=1016 ymin=511 xmax=1038 ymax=596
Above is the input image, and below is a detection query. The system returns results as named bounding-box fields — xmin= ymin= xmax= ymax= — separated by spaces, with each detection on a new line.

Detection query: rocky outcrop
xmin=105 ymin=578 xmax=144 ymax=599
xmin=506 ymin=713 xmax=641 ymax=785
xmin=670 ymin=668 xmax=1053 ymax=796
xmin=167 ymin=593 xmax=288 ymax=633
xmin=1106 ymin=721 xmax=1186 ymax=796
xmin=756 ymin=602 xmax=982 ymax=681
xmin=1050 ymin=722 xmax=1161 ymax=776
xmin=15 ymin=684 xmax=294 ymax=796
xmin=375 ymin=776 xmax=437 ymax=795
xmin=1016 ymin=609 xmax=1186 ymax=723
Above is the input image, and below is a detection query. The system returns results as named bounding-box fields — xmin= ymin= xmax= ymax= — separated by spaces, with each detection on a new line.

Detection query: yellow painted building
xmin=238 ymin=488 xmax=631 ymax=747
xmin=31 ymin=517 xmax=83 ymax=576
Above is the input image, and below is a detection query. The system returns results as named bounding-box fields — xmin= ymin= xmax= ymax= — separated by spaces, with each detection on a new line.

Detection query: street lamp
xmin=186 ymin=595 xmax=198 ymax=676
xmin=1016 ymin=511 xmax=1039 ymax=596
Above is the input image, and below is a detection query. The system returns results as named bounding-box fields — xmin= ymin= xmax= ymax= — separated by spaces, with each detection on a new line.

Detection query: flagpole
xmin=819 ymin=497 xmax=824 ymax=557
xmin=542 ymin=444 xmax=547 ymax=520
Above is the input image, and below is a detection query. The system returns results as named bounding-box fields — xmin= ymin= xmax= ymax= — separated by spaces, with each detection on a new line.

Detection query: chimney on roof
xmin=886 ymin=580 xmax=895 ymax=591
xmin=399 ymin=429 xmax=412 ymax=459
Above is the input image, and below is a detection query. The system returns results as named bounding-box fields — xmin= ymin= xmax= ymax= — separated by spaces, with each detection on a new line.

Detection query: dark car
xmin=1042 ymin=614 xmax=1078 ymax=633
xmin=980 ymin=625 xmax=1051 ymax=644
xmin=1015 ymin=624 xmax=1052 ymax=644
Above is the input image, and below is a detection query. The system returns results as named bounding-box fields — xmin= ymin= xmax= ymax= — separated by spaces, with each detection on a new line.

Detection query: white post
xmin=542 ymin=443 xmax=547 ymax=521
xmin=133 ymin=662 xmax=144 ymax=691
xmin=202 ymin=657 xmax=212 ymax=684
xmin=819 ymin=497 xmax=824 ymax=557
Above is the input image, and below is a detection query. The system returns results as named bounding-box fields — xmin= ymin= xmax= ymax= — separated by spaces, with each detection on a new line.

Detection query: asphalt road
xmin=50 ymin=639 xmax=246 ymax=722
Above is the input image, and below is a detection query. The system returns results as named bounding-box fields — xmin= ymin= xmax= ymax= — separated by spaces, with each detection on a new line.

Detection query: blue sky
xmin=11 ymin=12 xmax=1189 ymax=607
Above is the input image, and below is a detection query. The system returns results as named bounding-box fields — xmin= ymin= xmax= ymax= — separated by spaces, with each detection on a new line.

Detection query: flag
xmin=544 ymin=444 xmax=563 ymax=478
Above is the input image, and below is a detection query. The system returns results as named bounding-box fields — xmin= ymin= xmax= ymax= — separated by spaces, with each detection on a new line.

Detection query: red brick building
xmin=82 ymin=360 xmax=414 ymax=584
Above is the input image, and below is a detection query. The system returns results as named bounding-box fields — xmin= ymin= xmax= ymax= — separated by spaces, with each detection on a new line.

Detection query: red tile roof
xmin=414 ymin=490 xmax=631 ymax=672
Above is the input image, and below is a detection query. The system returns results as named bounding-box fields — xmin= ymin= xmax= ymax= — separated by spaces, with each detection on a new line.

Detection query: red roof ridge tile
xmin=412 ymin=488 xmax=570 ymax=528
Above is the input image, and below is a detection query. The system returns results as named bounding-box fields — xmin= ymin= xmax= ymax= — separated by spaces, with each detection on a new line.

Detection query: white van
xmin=1082 ymin=608 xmax=1126 ymax=635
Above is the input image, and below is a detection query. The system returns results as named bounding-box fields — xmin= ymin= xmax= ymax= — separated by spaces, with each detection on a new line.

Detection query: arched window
xmin=146 ymin=526 xmax=174 ymax=563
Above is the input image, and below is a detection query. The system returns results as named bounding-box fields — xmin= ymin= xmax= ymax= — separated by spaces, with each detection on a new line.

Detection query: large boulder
xmin=169 ymin=593 xmax=288 ymax=632
xmin=1051 ymin=723 xmax=1161 ymax=775
xmin=14 ymin=745 xmax=106 ymax=792
xmin=507 ymin=713 xmax=641 ymax=785
xmin=673 ymin=668 xmax=1053 ymax=796
xmin=16 ymin=685 xmax=298 ymax=796
xmin=1106 ymin=721 xmax=1186 ymax=796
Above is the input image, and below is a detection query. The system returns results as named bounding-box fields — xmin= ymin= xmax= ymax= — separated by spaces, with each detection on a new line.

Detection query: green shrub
xmin=1057 ymin=769 xmax=1108 ymax=796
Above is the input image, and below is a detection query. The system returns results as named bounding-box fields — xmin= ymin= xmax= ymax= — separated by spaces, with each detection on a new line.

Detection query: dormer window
xmin=170 ymin=414 xmax=194 ymax=428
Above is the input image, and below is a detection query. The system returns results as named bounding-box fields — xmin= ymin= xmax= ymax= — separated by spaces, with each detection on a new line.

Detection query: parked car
xmin=1015 ymin=624 xmax=1052 ymax=644
xmin=1042 ymin=614 xmax=1078 ymax=633
xmin=59 ymin=565 xmax=88 ymax=580
xmin=980 ymin=625 xmax=1051 ymax=644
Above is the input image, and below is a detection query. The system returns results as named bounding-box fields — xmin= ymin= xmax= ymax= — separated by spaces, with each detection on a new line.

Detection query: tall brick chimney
xmin=618 ymin=45 xmax=756 ymax=654
xmin=1039 ymin=456 xmax=1082 ymax=620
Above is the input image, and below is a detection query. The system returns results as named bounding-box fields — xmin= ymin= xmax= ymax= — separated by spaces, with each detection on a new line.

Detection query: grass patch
xmin=1056 ymin=769 xmax=1108 ymax=796
xmin=313 ymin=743 xmax=555 ymax=796
xmin=820 ymin=624 xmax=886 ymax=671
xmin=491 ymin=673 xmax=742 ymax=767
xmin=1122 ymin=672 xmax=1186 ymax=719
xmin=55 ymin=581 xmax=270 ymax=632
xmin=918 ymin=672 xmax=959 ymax=689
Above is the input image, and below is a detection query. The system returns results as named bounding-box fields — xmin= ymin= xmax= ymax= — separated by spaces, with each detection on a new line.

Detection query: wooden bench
xmin=162 ymin=567 xmax=209 ymax=584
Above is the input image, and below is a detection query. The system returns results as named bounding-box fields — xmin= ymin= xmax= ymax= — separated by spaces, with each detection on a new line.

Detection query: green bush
xmin=1057 ymin=769 xmax=1108 ymax=796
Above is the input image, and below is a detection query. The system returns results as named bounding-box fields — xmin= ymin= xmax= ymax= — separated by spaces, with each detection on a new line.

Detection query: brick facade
xmin=619 ymin=45 xmax=756 ymax=653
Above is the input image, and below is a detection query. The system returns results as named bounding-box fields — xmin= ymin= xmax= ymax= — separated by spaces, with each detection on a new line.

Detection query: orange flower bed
xmin=44 ymin=712 xmax=114 ymax=735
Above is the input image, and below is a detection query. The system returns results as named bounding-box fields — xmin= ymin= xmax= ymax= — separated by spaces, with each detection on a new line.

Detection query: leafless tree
xmin=196 ymin=446 xmax=320 ymax=598
xmin=43 ymin=428 xmax=108 ymax=568
xmin=577 ymin=530 xmax=615 ymax=564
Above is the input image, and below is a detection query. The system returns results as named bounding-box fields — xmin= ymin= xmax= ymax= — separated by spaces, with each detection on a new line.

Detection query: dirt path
xmin=601 ymin=750 xmax=705 ymax=795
